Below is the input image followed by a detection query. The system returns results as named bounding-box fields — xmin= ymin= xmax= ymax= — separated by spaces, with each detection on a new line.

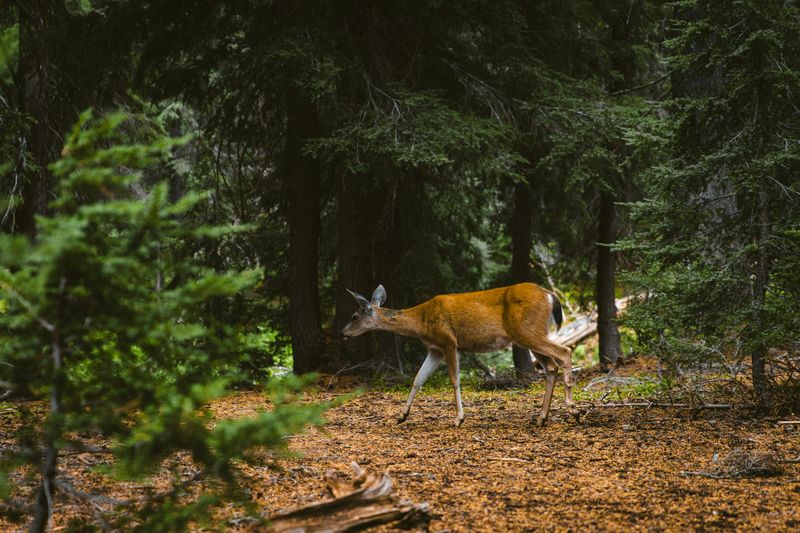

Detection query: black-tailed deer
xmin=341 ymin=283 xmax=577 ymax=427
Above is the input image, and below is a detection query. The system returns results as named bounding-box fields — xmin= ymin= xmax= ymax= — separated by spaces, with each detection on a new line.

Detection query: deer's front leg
xmin=443 ymin=346 xmax=464 ymax=427
xmin=398 ymin=350 xmax=442 ymax=423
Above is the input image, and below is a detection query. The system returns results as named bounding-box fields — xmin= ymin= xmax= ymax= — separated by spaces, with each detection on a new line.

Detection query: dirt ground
xmin=2 ymin=363 xmax=800 ymax=532
xmin=241 ymin=391 xmax=800 ymax=532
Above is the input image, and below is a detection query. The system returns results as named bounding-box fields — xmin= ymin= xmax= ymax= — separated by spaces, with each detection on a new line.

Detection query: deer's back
xmin=413 ymin=283 xmax=551 ymax=352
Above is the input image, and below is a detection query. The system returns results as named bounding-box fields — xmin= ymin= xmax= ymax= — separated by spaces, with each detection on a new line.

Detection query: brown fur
xmin=344 ymin=283 xmax=577 ymax=427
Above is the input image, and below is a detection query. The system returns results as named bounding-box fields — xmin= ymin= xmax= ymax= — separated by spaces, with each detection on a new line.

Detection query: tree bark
xmin=285 ymin=90 xmax=325 ymax=374
xmin=509 ymin=181 xmax=537 ymax=377
xmin=15 ymin=0 xmax=66 ymax=237
xmin=596 ymin=191 xmax=621 ymax=370
xmin=334 ymin=174 xmax=374 ymax=368
xmin=750 ymin=184 xmax=770 ymax=407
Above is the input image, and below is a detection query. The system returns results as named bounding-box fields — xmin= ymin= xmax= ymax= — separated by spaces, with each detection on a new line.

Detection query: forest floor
xmin=2 ymin=356 xmax=800 ymax=532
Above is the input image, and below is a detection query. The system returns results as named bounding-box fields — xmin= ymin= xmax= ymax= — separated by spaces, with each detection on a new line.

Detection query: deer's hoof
xmin=397 ymin=413 xmax=408 ymax=424
xmin=534 ymin=416 xmax=547 ymax=427
xmin=568 ymin=408 xmax=581 ymax=423
xmin=454 ymin=416 xmax=465 ymax=428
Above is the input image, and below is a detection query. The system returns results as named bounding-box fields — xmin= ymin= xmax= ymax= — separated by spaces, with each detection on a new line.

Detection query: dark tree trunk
xmin=15 ymin=0 xmax=65 ymax=237
xmin=750 ymin=182 xmax=770 ymax=407
xmin=749 ymin=50 xmax=773 ymax=407
xmin=509 ymin=181 xmax=537 ymax=377
xmin=596 ymin=191 xmax=621 ymax=370
xmin=285 ymin=90 xmax=325 ymax=374
xmin=334 ymin=174 xmax=374 ymax=368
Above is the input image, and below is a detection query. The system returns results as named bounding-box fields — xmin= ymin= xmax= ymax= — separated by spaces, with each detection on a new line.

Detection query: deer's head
xmin=341 ymin=285 xmax=387 ymax=338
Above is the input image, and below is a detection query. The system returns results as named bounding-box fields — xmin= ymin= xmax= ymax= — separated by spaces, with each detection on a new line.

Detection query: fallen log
xmin=262 ymin=462 xmax=430 ymax=532
xmin=552 ymin=294 xmax=639 ymax=348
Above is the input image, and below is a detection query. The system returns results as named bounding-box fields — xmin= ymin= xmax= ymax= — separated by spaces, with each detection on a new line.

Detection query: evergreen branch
xmin=608 ymin=73 xmax=671 ymax=97
xmin=0 ymin=280 xmax=55 ymax=332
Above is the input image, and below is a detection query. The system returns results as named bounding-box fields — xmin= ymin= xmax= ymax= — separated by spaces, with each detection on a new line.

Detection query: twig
xmin=486 ymin=456 xmax=533 ymax=464
xmin=583 ymin=375 xmax=652 ymax=390
xmin=777 ymin=420 xmax=800 ymax=425
xmin=325 ymin=362 xmax=372 ymax=390
xmin=533 ymin=251 xmax=577 ymax=317
xmin=608 ymin=72 xmax=671 ymax=96
xmin=55 ymin=478 xmax=132 ymax=507
xmin=579 ymin=402 xmax=732 ymax=409
xmin=60 ymin=445 xmax=115 ymax=456
xmin=679 ymin=470 xmax=724 ymax=479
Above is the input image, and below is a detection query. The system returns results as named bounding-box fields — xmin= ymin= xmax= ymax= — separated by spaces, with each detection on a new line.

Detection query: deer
xmin=340 ymin=283 xmax=578 ymax=428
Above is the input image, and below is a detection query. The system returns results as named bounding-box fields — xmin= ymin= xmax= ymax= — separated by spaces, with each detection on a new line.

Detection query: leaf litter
xmin=2 ymin=359 xmax=800 ymax=531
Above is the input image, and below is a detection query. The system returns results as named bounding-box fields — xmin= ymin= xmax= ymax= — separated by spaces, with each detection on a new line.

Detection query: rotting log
xmin=553 ymin=295 xmax=638 ymax=348
xmin=262 ymin=462 xmax=430 ymax=532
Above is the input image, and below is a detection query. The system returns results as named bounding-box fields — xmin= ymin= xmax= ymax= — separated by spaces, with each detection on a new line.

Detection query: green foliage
xmin=0 ymin=111 xmax=328 ymax=526
xmin=242 ymin=326 xmax=293 ymax=378
xmin=620 ymin=1 xmax=800 ymax=397
xmin=308 ymin=90 xmax=509 ymax=176
xmin=0 ymin=22 xmax=17 ymax=85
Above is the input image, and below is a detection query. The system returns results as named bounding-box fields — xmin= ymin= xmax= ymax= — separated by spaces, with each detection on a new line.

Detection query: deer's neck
xmin=375 ymin=307 xmax=425 ymax=338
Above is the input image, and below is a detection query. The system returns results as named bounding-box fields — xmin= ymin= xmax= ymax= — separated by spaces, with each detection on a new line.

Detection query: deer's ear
xmin=347 ymin=289 xmax=373 ymax=312
xmin=371 ymin=284 xmax=387 ymax=307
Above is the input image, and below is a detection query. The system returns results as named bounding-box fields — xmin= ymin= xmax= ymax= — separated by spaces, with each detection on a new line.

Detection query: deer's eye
xmin=352 ymin=313 xmax=358 ymax=320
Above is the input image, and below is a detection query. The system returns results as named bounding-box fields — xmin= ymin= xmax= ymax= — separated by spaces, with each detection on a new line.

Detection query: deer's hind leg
xmin=516 ymin=335 xmax=579 ymax=422
xmin=531 ymin=351 xmax=558 ymax=426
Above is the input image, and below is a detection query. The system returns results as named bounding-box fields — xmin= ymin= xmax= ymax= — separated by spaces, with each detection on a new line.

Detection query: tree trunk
xmin=596 ymin=191 xmax=621 ymax=370
xmin=509 ymin=181 xmax=537 ymax=377
xmin=285 ymin=90 xmax=325 ymax=374
xmin=750 ymin=184 xmax=770 ymax=407
xmin=15 ymin=0 xmax=65 ymax=238
xmin=334 ymin=174 xmax=374 ymax=368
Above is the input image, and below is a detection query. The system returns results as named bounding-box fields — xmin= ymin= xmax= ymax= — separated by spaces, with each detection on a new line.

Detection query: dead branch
xmin=264 ymin=462 xmax=430 ymax=533
xmin=533 ymin=251 xmax=578 ymax=317
xmin=486 ymin=456 xmax=533 ymax=464
xmin=579 ymin=402 xmax=732 ymax=409
xmin=60 ymin=444 xmax=114 ymax=456
xmin=583 ymin=375 xmax=654 ymax=390
xmin=553 ymin=295 xmax=640 ymax=348
xmin=679 ymin=470 xmax=725 ymax=479
xmin=55 ymin=478 xmax=132 ymax=507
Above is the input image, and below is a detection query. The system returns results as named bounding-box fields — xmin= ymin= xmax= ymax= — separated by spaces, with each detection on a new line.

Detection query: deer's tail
xmin=550 ymin=293 xmax=563 ymax=332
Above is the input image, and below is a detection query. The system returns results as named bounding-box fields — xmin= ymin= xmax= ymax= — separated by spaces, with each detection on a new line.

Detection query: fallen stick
xmin=777 ymin=420 xmax=800 ymax=425
xmin=581 ymin=402 xmax=732 ymax=409
xmin=486 ymin=456 xmax=533 ymax=464
xmin=679 ymin=471 xmax=724 ymax=479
